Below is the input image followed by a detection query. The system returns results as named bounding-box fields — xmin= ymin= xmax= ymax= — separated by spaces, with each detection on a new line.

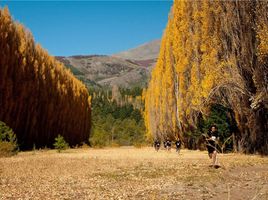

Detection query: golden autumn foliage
xmin=0 ymin=8 xmax=91 ymax=149
xmin=145 ymin=0 xmax=268 ymax=154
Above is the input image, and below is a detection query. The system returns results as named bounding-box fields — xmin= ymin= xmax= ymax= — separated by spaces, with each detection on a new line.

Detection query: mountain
xmin=113 ymin=39 xmax=161 ymax=61
xmin=56 ymin=40 xmax=160 ymax=88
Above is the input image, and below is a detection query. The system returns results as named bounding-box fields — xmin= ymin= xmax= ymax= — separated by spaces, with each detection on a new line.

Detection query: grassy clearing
xmin=0 ymin=147 xmax=267 ymax=199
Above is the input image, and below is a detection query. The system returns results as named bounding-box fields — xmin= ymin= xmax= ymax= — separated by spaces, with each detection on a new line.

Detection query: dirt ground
xmin=0 ymin=147 xmax=267 ymax=200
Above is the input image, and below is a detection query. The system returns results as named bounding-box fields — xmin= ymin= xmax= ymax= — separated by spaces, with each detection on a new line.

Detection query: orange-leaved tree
xmin=0 ymin=8 xmax=91 ymax=149
xmin=144 ymin=0 xmax=268 ymax=154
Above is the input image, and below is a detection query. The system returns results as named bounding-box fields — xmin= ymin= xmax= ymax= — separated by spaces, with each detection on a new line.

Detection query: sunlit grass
xmin=0 ymin=147 xmax=267 ymax=199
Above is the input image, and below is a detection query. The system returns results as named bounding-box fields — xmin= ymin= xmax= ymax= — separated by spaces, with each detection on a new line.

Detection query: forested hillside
xmin=0 ymin=8 xmax=91 ymax=149
xmin=89 ymin=86 xmax=145 ymax=147
xmin=144 ymin=1 xmax=268 ymax=154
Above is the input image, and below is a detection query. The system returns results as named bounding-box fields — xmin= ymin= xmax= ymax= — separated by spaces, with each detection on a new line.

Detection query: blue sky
xmin=0 ymin=1 xmax=173 ymax=56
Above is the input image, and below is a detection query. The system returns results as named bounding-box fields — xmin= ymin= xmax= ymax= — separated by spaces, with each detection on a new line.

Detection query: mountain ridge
xmin=56 ymin=39 xmax=161 ymax=88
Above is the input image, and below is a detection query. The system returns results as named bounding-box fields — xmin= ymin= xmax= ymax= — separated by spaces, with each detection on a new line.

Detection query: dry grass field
xmin=0 ymin=147 xmax=267 ymax=200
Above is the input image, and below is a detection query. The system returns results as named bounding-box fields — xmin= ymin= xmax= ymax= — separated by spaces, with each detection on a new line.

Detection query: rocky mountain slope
xmin=113 ymin=39 xmax=160 ymax=61
xmin=56 ymin=39 xmax=160 ymax=88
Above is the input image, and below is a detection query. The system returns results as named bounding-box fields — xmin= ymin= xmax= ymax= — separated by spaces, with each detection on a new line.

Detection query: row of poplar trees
xmin=0 ymin=8 xmax=91 ymax=149
xmin=144 ymin=0 xmax=268 ymax=154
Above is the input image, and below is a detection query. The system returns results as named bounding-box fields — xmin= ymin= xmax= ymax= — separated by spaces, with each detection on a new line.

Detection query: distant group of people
xmin=154 ymin=138 xmax=182 ymax=153
xmin=153 ymin=124 xmax=220 ymax=168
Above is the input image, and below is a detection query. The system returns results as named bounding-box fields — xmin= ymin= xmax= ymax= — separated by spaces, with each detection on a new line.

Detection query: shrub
xmin=133 ymin=142 xmax=147 ymax=148
xmin=53 ymin=135 xmax=69 ymax=152
xmin=89 ymin=127 xmax=109 ymax=148
xmin=0 ymin=121 xmax=18 ymax=157
xmin=80 ymin=142 xmax=90 ymax=149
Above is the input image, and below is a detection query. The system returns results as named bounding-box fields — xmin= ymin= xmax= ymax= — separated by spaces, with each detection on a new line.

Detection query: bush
xmin=80 ymin=142 xmax=90 ymax=149
xmin=133 ymin=142 xmax=147 ymax=148
xmin=89 ymin=127 xmax=109 ymax=148
xmin=0 ymin=121 xmax=18 ymax=157
xmin=0 ymin=141 xmax=18 ymax=157
xmin=53 ymin=135 xmax=69 ymax=152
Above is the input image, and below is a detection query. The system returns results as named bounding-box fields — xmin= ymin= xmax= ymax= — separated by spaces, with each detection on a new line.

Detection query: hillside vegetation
xmin=56 ymin=40 xmax=160 ymax=89
xmin=89 ymin=86 xmax=146 ymax=147
xmin=0 ymin=8 xmax=91 ymax=149
xmin=144 ymin=0 xmax=268 ymax=154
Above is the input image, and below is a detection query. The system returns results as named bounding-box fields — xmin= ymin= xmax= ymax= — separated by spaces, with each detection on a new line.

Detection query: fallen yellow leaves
xmin=0 ymin=148 xmax=267 ymax=199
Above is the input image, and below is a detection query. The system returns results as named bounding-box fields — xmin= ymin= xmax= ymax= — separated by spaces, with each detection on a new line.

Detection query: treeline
xmin=91 ymin=85 xmax=144 ymax=110
xmin=144 ymin=1 xmax=268 ymax=154
xmin=0 ymin=8 xmax=91 ymax=149
xmin=89 ymin=88 xmax=146 ymax=147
